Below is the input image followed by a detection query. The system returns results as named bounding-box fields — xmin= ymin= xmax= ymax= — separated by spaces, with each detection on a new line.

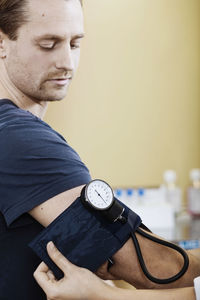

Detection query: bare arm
xmin=106 ymin=232 xmax=200 ymax=289
xmin=29 ymin=189 xmax=200 ymax=288
xmin=34 ymin=243 xmax=196 ymax=300
xmin=29 ymin=185 xmax=85 ymax=227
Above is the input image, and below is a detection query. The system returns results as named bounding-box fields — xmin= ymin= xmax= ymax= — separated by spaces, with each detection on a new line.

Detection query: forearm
xmin=108 ymin=230 xmax=200 ymax=289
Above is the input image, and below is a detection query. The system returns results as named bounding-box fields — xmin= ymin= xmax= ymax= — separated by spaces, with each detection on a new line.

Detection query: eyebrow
xmin=34 ymin=33 xmax=85 ymax=42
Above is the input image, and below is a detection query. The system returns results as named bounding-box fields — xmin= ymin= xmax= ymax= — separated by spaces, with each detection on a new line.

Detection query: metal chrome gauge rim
xmin=85 ymin=179 xmax=114 ymax=210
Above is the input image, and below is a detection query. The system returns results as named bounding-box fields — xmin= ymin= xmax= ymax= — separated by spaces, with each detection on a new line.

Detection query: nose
xmin=55 ymin=44 xmax=74 ymax=72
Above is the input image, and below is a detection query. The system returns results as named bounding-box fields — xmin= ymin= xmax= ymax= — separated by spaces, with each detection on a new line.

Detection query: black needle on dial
xmin=95 ymin=189 xmax=107 ymax=204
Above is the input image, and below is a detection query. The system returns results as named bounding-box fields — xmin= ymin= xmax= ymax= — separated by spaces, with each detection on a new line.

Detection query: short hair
xmin=0 ymin=0 xmax=83 ymax=41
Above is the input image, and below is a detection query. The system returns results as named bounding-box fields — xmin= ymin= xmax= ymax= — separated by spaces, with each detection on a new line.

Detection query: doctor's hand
xmin=34 ymin=242 xmax=118 ymax=300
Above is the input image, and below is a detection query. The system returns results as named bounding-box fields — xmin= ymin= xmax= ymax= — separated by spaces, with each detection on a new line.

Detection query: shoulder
xmin=0 ymin=99 xmax=90 ymax=179
xmin=1 ymin=115 xmax=61 ymax=155
xmin=0 ymin=103 xmax=63 ymax=139
xmin=0 ymin=106 xmax=83 ymax=166
xmin=0 ymin=99 xmax=62 ymax=136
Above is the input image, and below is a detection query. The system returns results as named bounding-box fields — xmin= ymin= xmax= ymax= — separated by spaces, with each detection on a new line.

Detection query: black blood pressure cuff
xmin=29 ymin=197 xmax=142 ymax=279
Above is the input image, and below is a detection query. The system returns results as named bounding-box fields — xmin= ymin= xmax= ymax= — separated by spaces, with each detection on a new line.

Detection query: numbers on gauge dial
xmin=86 ymin=180 xmax=113 ymax=209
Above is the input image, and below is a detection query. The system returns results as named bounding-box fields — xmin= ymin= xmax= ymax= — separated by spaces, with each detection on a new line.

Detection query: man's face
xmin=3 ymin=0 xmax=84 ymax=102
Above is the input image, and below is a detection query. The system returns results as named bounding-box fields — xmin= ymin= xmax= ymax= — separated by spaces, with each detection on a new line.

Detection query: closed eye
xmin=70 ymin=43 xmax=80 ymax=49
xmin=39 ymin=43 xmax=56 ymax=50
xmin=70 ymin=37 xmax=82 ymax=50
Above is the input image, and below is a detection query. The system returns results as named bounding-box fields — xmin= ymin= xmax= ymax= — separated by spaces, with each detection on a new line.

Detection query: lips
xmin=48 ymin=78 xmax=72 ymax=86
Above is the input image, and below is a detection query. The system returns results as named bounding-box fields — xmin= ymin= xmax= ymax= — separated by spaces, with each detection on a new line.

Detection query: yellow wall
xmin=45 ymin=0 xmax=200 ymax=192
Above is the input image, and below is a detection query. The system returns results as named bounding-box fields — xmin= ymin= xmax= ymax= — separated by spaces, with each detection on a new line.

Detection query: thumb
xmin=47 ymin=242 xmax=74 ymax=274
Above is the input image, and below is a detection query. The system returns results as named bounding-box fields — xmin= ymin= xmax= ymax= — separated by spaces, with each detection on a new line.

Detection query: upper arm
xmin=29 ymin=184 xmax=85 ymax=227
xmin=0 ymin=120 xmax=91 ymax=227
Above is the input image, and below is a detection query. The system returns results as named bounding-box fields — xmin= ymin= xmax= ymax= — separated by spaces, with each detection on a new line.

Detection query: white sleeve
xmin=194 ymin=277 xmax=200 ymax=300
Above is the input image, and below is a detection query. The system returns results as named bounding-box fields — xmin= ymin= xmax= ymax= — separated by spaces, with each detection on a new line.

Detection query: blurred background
xmin=45 ymin=0 xmax=200 ymax=193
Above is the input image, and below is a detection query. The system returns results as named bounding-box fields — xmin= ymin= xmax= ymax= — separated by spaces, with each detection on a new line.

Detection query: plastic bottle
xmin=163 ymin=170 xmax=182 ymax=215
xmin=137 ymin=188 xmax=145 ymax=205
xmin=187 ymin=169 xmax=200 ymax=217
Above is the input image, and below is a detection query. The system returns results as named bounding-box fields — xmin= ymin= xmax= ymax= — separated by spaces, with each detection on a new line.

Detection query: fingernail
xmin=48 ymin=241 xmax=55 ymax=251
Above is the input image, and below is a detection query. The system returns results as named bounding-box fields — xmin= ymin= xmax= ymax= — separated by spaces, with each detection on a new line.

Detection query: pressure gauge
xmin=81 ymin=179 xmax=126 ymax=223
xmin=83 ymin=179 xmax=114 ymax=210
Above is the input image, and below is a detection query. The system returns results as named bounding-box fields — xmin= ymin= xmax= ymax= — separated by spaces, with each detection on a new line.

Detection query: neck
xmin=0 ymin=63 xmax=48 ymax=120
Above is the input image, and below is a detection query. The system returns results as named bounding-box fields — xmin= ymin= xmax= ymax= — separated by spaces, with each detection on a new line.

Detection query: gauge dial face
xmin=85 ymin=179 xmax=114 ymax=210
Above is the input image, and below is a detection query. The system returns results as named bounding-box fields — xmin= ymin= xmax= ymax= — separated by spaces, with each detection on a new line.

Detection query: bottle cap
xmin=127 ymin=189 xmax=134 ymax=196
xmin=115 ymin=189 xmax=122 ymax=197
xmin=163 ymin=170 xmax=177 ymax=184
xmin=189 ymin=169 xmax=200 ymax=182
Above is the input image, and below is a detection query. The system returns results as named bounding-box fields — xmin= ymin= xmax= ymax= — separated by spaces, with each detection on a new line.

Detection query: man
xmin=0 ymin=0 xmax=199 ymax=299
xmin=0 ymin=0 xmax=91 ymax=299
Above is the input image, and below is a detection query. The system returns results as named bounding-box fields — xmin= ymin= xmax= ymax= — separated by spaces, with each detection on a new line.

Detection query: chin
xmin=44 ymin=89 xmax=69 ymax=102
xmin=30 ymin=91 xmax=68 ymax=103
xmin=46 ymin=97 xmax=65 ymax=102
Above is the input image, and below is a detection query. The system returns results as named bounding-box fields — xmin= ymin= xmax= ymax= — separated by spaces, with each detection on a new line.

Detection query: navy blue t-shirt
xmin=0 ymin=99 xmax=91 ymax=299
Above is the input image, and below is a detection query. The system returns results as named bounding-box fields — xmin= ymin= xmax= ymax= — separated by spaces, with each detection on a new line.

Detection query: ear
xmin=0 ymin=30 xmax=7 ymax=59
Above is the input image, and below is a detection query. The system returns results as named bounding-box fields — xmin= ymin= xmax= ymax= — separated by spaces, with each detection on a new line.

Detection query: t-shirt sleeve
xmin=0 ymin=120 xmax=91 ymax=227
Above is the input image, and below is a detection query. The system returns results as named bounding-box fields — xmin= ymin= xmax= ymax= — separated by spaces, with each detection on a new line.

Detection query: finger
xmin=34 ymin=263 xmax=53 ymax=293
xmin=36 ymin=262 xmax=49 ymax=273
xmin=46 ymin=241 xmax=74 ymax=274
xmin=47 ymin=270 xmax=55 ymax=281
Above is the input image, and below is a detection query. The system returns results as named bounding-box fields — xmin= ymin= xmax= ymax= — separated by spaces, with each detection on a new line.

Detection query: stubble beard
xmin=22 ymin=79 xmax=70 ymax=103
